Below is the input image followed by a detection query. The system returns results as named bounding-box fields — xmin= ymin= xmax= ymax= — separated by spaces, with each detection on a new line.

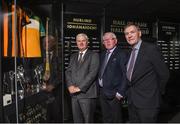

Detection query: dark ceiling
xmin=63 ymin=0 xmax=180 ymax=21
xmin=20 ymin=0 xmax=180 ymax=21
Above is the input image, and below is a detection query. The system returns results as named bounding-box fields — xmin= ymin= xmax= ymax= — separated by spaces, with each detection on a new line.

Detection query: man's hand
xmin=74 ymin=87 xmax=81 ymax=92
xmin=42 ymin=83 xmax=55 ymax=92
xmin=45 ymin=84 xmax=55 ymax=92
xmin=68 ymin=85 xmax=81 ymax=94
xmin=116 ymin=92 xmax=123 ymax=101
xmin=68 ymin=85 xmax=76 ymax=93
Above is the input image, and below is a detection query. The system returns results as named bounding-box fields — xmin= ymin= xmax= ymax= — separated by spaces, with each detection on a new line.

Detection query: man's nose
xmin=128 ymin=34 xmax=132 ymax=38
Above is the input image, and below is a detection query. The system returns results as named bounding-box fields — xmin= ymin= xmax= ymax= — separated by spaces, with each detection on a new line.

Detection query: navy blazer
xmin=98 ymin=46 xmax=128 ymax=99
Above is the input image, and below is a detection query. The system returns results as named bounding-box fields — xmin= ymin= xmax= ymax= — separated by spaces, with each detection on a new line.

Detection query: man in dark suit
xmin=124 ymin=23 xmax=170 ymax=122
xmin=98 ymin=32 xmax=127 ymax=122
xmin=65 ymin=33 xmax=99 ymax=123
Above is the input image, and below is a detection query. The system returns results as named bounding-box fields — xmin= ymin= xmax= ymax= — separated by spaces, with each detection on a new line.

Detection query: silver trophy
xmin=9 ymin=71 xmax=15 ymax=95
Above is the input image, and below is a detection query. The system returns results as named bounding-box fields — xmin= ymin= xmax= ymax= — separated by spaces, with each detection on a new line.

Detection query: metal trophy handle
xmin=9 ymin=71 xmax=15 ymax=95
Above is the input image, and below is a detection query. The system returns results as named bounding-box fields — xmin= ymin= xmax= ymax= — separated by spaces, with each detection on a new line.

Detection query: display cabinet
xmin=1 ymin=0 xmax=63 ymax=122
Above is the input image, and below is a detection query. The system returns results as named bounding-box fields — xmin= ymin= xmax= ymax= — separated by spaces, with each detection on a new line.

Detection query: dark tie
xmin=78 ymin=52 xmax=83 ymax=63
xmin=100 ymin=50 xmax=110 ymax=79
xmin=127 ymin=48 xmax=136 ymax=81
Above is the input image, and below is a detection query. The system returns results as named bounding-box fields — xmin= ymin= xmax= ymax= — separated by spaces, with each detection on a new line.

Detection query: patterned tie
xmin=127 ymin=48 xmax=136 ymax=81
xmin=78 ymin=52 xmax=83 ymax=63
xmin=100 ymin=50 xmax=110 ymax=79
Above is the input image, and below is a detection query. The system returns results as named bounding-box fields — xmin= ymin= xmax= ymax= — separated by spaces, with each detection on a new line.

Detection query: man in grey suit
xmin=124 ymin=23 xmax=170 ymax=122
xmin=65 ymin=33 xmax=99 ymax=123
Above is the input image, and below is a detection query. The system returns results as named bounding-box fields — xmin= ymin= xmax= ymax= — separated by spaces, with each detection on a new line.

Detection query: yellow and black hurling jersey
xmin=3 ymin=4 xmax=30 ymax=57
xmin=3 ymin=3 xmax=45 ymax=57
xmin=21 ymin=16 xmax=45 ymax=57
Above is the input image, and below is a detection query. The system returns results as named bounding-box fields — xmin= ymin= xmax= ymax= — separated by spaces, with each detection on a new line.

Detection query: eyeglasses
xmin=103 ymin=38 xmax=115 ymax=42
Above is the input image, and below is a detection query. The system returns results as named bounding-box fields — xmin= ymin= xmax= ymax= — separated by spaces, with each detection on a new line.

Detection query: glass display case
xmin=1 ymin=0 xmax=63 ymax=122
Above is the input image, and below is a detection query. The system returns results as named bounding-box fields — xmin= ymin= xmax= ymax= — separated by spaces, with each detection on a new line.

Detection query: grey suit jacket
xmin=65 ymin=49 xmax=100 ymax=98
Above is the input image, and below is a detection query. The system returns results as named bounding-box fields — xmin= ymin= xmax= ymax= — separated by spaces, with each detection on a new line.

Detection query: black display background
xmin=157 ymin=22 xmax=180 ymax=108
xmin=158 ymin=22 xmax=180 ymax=71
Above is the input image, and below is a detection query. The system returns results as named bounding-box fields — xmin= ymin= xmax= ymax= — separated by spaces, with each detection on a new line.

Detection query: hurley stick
xmin=43 ymin=17 xmax=50 ymax=81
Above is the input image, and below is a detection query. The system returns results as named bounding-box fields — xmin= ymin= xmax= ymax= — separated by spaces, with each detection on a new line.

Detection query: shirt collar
xmin=108 ymin=46 xmax=116 ymax=53
xmin=79 ymin=48 xmax=88 ymax=54
xmin=133 ymin=39 xmax=142 ymax=50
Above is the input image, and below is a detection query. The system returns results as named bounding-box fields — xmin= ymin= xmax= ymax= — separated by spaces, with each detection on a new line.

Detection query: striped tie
xmin=127 ymin=48 xmax=136 ymax=81
xmin=78 ymin=52 xmax=83 ymax=63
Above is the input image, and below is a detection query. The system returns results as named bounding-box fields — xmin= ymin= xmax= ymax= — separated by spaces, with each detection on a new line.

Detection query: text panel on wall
xmin=63 ymin=14 xmax=101 ymax=69
xmin=105 ymin=16 xmax=153 ymax=49
xmin=158 ymin=22 xmax=180 ymax=71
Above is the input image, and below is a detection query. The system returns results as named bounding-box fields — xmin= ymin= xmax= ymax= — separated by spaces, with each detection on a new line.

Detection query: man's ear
xmin=139 ymin=31 xmax=142 ymax=37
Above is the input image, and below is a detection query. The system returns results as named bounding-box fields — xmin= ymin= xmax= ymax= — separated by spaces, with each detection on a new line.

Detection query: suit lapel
xmin=108 ymin=49 xmax=116 ymax=64
xmin=77 ymin=50 xmax=90 ymax=68
xmin=106 ymin=47 xmax=118 ymax=67
xmin=75 ymin=53 xmax=79 ymax=67
xmin=82 ymin=50 xmax=90 ymax=63
xmin=131 ymin=42 xmax=145 ymax=81
xmin=127 ymin=49 xmax=131 ymax=65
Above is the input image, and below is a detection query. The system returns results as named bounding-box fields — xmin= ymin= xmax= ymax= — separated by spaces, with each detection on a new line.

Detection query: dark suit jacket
xmin=98 ymin=46 xmax=128 ymax=99
xmin=65 ymin=49 xmax=100 ymax=99
xmin=127 ymin=41 xmax=170 ymax=109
